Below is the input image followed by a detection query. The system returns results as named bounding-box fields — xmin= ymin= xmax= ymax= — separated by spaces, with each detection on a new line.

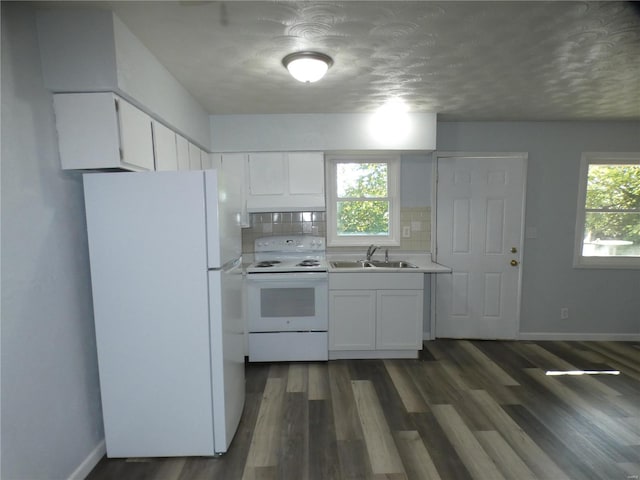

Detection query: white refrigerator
xmin=83 ymin=169 xmax=245 ymax=457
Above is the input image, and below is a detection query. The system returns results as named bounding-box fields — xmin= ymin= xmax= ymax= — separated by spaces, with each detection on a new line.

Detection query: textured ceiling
xmin=84 ymin=2 xmax=640 ymax=120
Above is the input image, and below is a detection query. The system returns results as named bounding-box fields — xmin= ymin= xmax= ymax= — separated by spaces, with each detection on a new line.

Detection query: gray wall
xmin=1 ymin=4 xmax=104 ymax=479
xmin=400 ymin=152 xmax=432 ymax=208
xmin=437 ymin=122 xmax=640 ymax=337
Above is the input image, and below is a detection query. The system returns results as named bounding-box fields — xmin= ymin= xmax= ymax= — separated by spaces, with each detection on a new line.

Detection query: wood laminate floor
xmin=87 ymin=340 xmax=640 ymax=480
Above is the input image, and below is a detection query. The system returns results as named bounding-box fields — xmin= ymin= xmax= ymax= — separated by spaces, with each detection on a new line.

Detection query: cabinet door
xmin=376 ymin=290 xmax=423 ymax=350
xmin=221 ymin=153 xmax=249 ymax=227
xmin=116 ymin=98 xmax=155 ymax=171
xmin=201 ymin=150 xmax=214 ymax=170
xmin=189 ymin=143 xmax=202 ymax=170
xmin=329 ymin=290 xmax=376 ymax=351
xmin=54 ymin=92 xmax=121 ymax=170
xmin=176 ymin=135 xmax=190 ymax=171
xmin=152 ymin=121 xmax=178 ymax=171
xmin=248 ymin=153 xmax=286 ymax=195
xmin=288 ymin=152 xmax=324 ymax=195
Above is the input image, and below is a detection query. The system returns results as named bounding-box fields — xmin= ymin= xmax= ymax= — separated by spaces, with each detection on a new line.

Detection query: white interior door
xmin=435 ymin=154 xmax=527 ymax=339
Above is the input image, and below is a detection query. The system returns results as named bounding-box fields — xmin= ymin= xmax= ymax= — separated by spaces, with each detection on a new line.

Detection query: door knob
xmin=510 ymin=259 xmax=519 ymax=266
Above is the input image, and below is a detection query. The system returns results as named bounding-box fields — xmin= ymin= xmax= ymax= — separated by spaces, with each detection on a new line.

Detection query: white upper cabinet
xmin=117 ymin=99 xmax=155 ymax=171
xmin=152 ymin=120 xmax=178 ymax=171
xmin=220 ymin=153 xmax=249 ymax=227
xmin=288 ymin=152 xmax=325 ymax=195
xmin=189 ymin=142 xmax=202 ymax=170
xmin=37 ymin=9 xmax=212 ymax=150
xmin=248 ymin=153 xmax=286 ymax=196
xmin=201 ymin=150 xmax=214 ymax=170
xmin=176 ymin=135 xmax=190 ymax=171
xmin=54 ymin=92 xmax=155 ymax=171
xmin=246 ymin=152 xmax=325 ymax=212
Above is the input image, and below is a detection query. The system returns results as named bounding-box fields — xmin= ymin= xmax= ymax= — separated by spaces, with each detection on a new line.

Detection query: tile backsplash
xmin=241 ymin=207 xmax=431 ymax=253
xmin=399 ymin=206 xmax=431 ymax=251
xmin=242 ymin=211 xmax=326 ymax=253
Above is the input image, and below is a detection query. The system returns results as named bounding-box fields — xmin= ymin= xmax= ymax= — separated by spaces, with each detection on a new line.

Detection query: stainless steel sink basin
xmin=330 ymin=260 xmax=419 ymax=269
xmin=330 ymin=260 xmax=374 ymax=268
xmin=369 ymin=260 xmax=418 ymax=268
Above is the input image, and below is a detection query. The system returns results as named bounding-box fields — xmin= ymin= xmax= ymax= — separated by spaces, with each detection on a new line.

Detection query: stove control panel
xmin=254 ymin=235 xmax=325 ymax=252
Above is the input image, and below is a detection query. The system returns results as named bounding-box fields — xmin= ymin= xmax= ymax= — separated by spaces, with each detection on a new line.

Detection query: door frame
xmin=431 ymin=152 xmax=528 ymax=339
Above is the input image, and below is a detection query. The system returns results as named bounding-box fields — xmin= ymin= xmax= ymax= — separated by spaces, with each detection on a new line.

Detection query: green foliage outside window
xmin=337 ymin=163 xmax=390 ymax=235
xmin=585 ymin=164 xmax=640 ymax=245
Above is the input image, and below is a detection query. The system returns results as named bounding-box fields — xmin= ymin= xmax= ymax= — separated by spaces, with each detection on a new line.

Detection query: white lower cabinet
xmin=329 ymin=290 xmax=376 ymax=350
xmin=329 ymin=273 xmax=424 ymax=358
xmin=376 ymin=290 xmax=423 ymax=349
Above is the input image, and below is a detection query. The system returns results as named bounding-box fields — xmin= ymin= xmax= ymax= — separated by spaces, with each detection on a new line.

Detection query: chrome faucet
xmin=366 ymin=244 xmax=379 ymax=261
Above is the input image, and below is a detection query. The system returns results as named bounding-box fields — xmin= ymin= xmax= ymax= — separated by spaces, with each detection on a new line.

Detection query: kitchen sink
xmin=369 ymin=260 xmax=418 ymax=268
xmin=330 ymin=260 xmax=374 ymax=268
xmin=330 ymin=260 xmax=419 ymax=269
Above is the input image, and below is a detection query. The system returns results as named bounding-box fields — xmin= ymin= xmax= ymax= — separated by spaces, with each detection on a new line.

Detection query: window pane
xmin=586 ymin=164 xmax=640 ymax=210
xmin=337 ymin=163 xmax=388 ymax=198
xmin=582 ymin=212 xmax=640 ymax=257
xmin=337 ymin=201 xmax=389 ymax=236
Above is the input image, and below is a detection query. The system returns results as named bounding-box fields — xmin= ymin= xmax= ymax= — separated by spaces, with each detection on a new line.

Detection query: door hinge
xmin=119 ymin=148 xmax=124 ymax=160
xmin=114 ymin=99 xmax=119 ymax=112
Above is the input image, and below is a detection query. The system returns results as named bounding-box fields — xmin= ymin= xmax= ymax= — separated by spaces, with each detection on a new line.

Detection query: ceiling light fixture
xmin=282 ymin=51 xmax=333 ymax=83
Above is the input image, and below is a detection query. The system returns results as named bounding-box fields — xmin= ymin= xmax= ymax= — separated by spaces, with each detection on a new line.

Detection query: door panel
xmin=436 ymin=155 xmax=526 ymax=339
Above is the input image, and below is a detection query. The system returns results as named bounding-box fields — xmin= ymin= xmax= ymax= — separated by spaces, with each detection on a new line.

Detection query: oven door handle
xmin=246 ymin=272 xmax=328 ymax=282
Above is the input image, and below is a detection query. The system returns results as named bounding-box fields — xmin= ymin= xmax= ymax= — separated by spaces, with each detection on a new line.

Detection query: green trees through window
xmin=336 ymin=163 xmax=389 ymax=236
xmin=583 ymin=163 xmax=640 ymax=257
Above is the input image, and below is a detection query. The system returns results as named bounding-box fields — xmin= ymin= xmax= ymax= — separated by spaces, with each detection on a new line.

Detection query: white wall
xmin=36 ymin=8 xmax=211 ymax=149
xmin=112 ymin=15 xmax=211 ymax=149
xmin=437 ymin=121 xmax=640 ymax=338
xmin=210 ymin=113 xmax=437 ymax=152
xmin=1 ymin=4 xmax=104 ymax=479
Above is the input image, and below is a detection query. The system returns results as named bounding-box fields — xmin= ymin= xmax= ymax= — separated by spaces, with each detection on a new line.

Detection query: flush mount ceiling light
xmin=282 ymin=51 xmax=333 ymax=83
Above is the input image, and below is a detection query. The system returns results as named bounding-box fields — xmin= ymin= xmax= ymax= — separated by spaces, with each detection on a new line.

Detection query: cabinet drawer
xmin=329 ymin=272 xmax=423 ymax=290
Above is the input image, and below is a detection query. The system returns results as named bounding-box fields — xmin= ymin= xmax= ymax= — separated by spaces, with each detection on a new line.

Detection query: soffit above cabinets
xmin=41 ymin=1 xmax=640 ymax=121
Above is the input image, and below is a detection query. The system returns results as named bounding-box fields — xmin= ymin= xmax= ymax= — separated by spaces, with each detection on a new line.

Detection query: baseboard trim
xmin=518 ymin=332 xmax=640 ymax=341
xmin=68 ymin=440 xmax=105 ymax=480
xmin=329 ymin=350 xmax=419 ymax=360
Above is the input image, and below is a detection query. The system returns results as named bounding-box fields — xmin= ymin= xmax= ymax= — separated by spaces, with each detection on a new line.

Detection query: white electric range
xmin=246 ymin=235 xmax=328 ymax=362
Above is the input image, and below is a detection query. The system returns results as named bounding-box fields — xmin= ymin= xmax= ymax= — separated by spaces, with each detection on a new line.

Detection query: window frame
xmin=573 ymin=152 xmax=640 ymax=269
xmin=326 ymin=154 xmax=401 ymax=247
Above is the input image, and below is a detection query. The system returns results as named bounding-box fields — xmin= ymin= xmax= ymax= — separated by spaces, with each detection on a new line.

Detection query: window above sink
xmin=326 ymin=154 xmax=401 ymax=247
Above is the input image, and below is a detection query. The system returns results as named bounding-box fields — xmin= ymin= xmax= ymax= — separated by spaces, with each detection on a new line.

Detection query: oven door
xmin=246 ymin=272 xmax=328 ymax=332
